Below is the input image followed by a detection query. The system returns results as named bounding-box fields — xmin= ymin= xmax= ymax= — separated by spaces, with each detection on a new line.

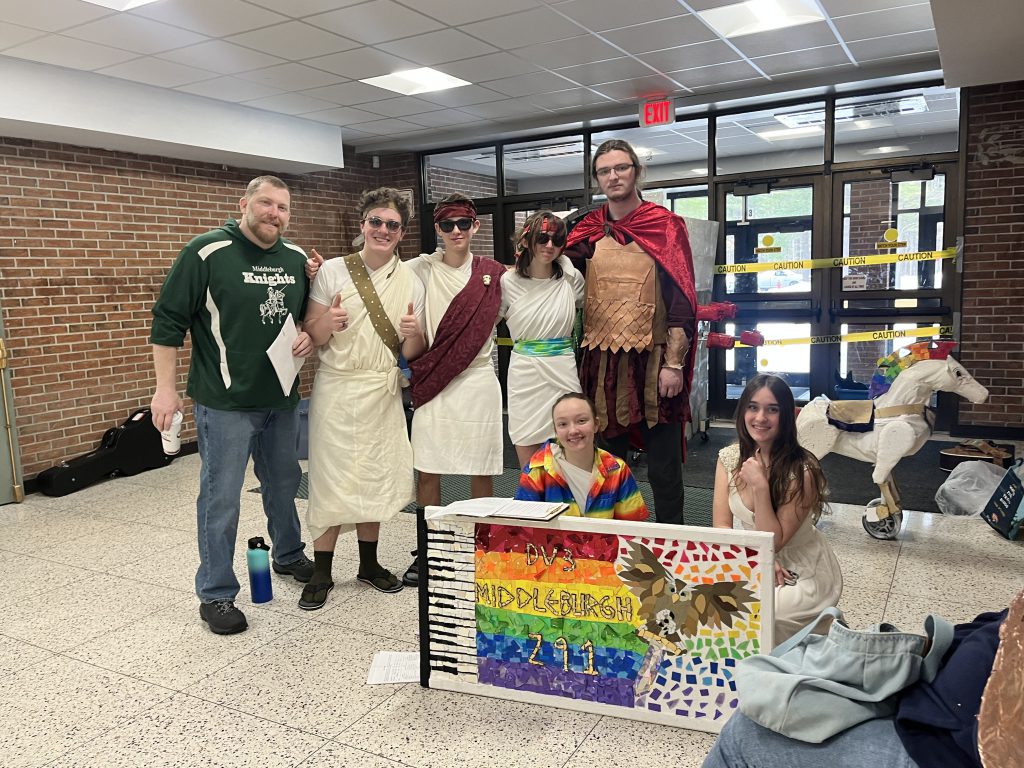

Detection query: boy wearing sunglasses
xmin=565 ymin=138 xmax=697 ymax=526
xmin=402 ymin=193 xmax=507 ymax=587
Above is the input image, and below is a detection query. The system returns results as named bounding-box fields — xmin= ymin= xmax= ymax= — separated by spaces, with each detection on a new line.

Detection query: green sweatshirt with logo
xmin=150 ymin=219 xmax=309 ymax=411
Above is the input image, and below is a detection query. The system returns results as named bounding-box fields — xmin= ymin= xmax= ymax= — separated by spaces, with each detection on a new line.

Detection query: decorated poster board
xmin=419 ymin=514 xmax=774 ymax=732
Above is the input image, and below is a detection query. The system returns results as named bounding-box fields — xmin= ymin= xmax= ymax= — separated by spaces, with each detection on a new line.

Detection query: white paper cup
xmin=161 ymin=411 xmax=183 ymax=455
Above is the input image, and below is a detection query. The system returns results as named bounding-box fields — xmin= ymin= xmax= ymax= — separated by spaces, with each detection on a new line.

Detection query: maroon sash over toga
xmin=410 ymin=256 xmax=506 ymax=408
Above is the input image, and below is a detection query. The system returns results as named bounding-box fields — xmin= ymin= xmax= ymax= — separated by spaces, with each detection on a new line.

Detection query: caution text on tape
xmin=735 ymin=325 xmax=954 ymax=348
xmin=715 ymin=247 xmax=957 ymax=276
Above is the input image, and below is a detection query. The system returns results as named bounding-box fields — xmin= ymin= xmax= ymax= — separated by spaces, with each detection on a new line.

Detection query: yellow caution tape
xmin=735 ymin=325 xmax=954 ymax=348
xmin=715 ymin=247 xmax=957 ymax=276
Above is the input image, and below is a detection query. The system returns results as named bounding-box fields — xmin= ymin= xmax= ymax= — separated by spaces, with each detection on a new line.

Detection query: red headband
xmin=433 ymin=201 xmax=476 ymax=224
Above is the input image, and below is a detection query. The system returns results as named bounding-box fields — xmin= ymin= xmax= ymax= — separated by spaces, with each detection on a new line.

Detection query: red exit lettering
xmin=640 ymin=99 xmax=674 ymax=127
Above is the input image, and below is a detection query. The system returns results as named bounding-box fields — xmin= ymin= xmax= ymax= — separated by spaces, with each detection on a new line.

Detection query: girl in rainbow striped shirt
xmin=514 ymin=393 xmax=648 ymax=521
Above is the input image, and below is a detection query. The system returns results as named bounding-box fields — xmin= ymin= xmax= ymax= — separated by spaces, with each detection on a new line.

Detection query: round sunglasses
xmin=363 ymin=216 xmax=403 ymax=232
xmin=534 ymin=232 xmax=566 ymax=247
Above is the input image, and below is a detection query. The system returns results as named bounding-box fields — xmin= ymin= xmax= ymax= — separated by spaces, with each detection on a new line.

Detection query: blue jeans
xmin=702 ymin=713 xmax=919 ymax=768
xmin=194 ymin=404 xmax=305 ymax=603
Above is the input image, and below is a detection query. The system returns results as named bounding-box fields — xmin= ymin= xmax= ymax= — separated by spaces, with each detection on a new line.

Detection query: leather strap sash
xmin=344 ymin=253 xmax=400 ymax=360
xmin=410 ymin=256 xmax=505 ymax=408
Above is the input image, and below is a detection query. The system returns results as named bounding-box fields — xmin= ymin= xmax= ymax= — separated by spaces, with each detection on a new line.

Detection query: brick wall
xmin=0 ymin=138 xmax=419 ymax=477
xmin=959 ymin=80 xmax=1024 ymax=430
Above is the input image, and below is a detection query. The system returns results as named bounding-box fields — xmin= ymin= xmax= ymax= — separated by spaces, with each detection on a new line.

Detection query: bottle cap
xmin=247 ymin=536 xmax=270 ymax=551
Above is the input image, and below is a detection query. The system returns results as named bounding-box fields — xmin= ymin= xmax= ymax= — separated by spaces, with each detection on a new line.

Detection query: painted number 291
xmin=527 ymin=633 xmax=599 ymax=676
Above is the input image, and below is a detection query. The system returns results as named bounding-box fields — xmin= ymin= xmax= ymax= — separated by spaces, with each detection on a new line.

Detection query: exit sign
xmin=639 ymin=98 xmax=675 ymax=127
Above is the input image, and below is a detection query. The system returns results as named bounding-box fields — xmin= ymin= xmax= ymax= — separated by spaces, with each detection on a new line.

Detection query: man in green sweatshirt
xmin=150 ymin=175 xmax=315 ymax=635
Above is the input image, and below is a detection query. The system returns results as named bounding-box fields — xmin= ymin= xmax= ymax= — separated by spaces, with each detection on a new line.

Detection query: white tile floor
xmin=2 ymin=453 xmax=1022 ymax=768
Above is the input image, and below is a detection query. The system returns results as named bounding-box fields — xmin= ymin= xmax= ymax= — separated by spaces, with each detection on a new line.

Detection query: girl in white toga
xmin=712 ymin=373 xmax=843 ymax=645
xmin=500 ymin=211 xmax=585 ymax=469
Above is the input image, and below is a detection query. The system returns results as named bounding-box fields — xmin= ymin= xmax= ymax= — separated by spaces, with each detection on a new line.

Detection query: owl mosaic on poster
xmin=422 ymin=515 xmax=774 ymax=732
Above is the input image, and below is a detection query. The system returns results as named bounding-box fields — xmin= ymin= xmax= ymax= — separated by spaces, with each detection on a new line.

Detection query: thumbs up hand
xmin=327 ymin=293 xmax=349 ymax=333
xmin=305 ymin=248 xmax=324 ymax=280
xmin=399 ymin=301 xmax=421 ymax=341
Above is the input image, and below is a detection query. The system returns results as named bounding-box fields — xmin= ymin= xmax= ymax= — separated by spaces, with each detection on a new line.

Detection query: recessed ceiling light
xmin=81 ymin=0 xmax=163 ymax=9
xmin=756 ymin=126 xmax=822 ymax=141
xmin=360 ymin=68 xmax=470 ymax=96
xmin=698 ymin=0 xmax=824 ymax=39
xmin=859 ymin=145 xmax=911 ymax=155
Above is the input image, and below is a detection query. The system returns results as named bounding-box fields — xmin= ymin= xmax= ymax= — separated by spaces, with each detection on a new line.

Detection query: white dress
xmin=500 ymin=256 xmax=585 ymax=448
xmin=407 ymin=250 xmax=503 ymax=476
xmin=305 ymin=254 xmax=425 ymax=541
xmin=719 ymin=444 xmax=843 ymax=644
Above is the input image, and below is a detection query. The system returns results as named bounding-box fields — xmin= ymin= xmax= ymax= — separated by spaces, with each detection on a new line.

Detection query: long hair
xmin=734 ymin=374 xmax=827 ymax=522
xmin=590 ymin=138 xmax=645 ymax=191
xmin=513 ymin=210 xmax=565 ymax=279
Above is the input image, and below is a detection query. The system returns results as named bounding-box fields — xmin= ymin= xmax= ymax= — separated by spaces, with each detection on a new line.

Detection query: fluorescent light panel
xmin=859 ymin=145 xmax=911 ymax=155
xmin=81 ymin=0 xmax=162 ymax=9
xmin=360 ymin=68 xmax=470 ymax=96
xmin=698 ymin=0 xmax=824 ymax=39
xmin=756 ymin=126 xmax=822 ymax=141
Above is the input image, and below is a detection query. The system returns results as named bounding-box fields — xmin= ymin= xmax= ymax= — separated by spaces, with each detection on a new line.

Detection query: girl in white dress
xmin=500 ymin=211 xmax=585 ymax=469
xmin=712 ymin=374 xmax=843 ymax=645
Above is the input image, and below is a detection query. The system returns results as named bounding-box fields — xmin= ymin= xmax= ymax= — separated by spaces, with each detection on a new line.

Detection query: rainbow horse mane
xmin=868 ymin=340 xmax=958 ymax=399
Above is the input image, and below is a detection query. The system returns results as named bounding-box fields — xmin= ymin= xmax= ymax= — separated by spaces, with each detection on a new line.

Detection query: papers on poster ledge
xmin=367 ymin=651 xmax=420 ymax=684
xmin=266 ymin=314 xmax=305 ymax=396
xmin=424 ymin=497 xmax=568 ymax=522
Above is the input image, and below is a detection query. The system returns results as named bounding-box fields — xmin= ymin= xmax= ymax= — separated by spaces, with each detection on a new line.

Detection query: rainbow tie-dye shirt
xmin=514 ymin=441 xmax=648 ymax=521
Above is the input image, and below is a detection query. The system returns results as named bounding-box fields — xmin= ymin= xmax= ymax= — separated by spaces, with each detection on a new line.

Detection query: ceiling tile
xmin=404 ymin=0 xmax=542 ymax=25
xmin=305 ymin=0 xmax=445 ymax=45
xmin=555 ymin=57 xmax=658 ymax=87
xmin=438 ymin=52 xmax=540 ymax=82
xmin=344 ymin=117 xmax=425 ymax=134
xmin=484 ymin=71 xmax=580 ymax=97
xmin=301 ymin=81 xmax=396 ymax=105
xmin=130 ymin=0 xmax=289 ymax=37
xmin=304 ymin=47 xmax=416 ymax=80
xmin=356 ymin=96 xmax=448 ymax=118
xmin=833 ymin=5 xmax=934 ymax=42
xmin=556 ymin=0 xmax=690 ymax=32
xmin=242 ymin=92 xmax=339 ymax=115
xmin=175 ymin=76 xmax=284 ymax=102
xmin=527 ymin=87 xmax=615 ymax=109
xmin=689 ymin=76 xmax=765 ymax=93
xmin=847 ymin=29 xmax=938 ymax=62
xmin=3 ymin=34 xmax=138 ymax=70
xmin=235 ymin=62 xmax=343 ymax=90
xmin=0 ymin=22 xmax=46 ymax=50
xmin=729 ymin=22 xmax=839 ymax=58
xmin=60 ymin=15 xmax=208 ymax=55
xmin=245 ymin=0 xmax=367 ymax=16
xmin=668 ymin=60 xmax=762 ymax=89
xmin=510 ymin=35 xmax=622 ymax=70
xmin=226 ymin=22 xmax=360 ymax=61
xmin=685 ymin=0 xmax=744 ymax=9
xmin=639 ymin=40 xmax=739 ymax=72
xmin=601 ymin=15 xmax=717 ymax=54
xmin=402 ymin=108 xmax=480 ymax=128
xmin=591 ymin=74 xmax=681 ymax=100
xmin=376 ymin=28 xmax=498 ymax=66
xmin=0 ymin=0 xmax=111 ymax=33
xmin=752 ymin=45 xmax=853 ymax=76
xmin=821 ymin=0 xmax=929 ymax=16
xmin=461 ymin=8 xmax=585 ymax=48
xmin=301 ymin=105 xmax=387 ymax=126
xmin=416 ymin=84 xmax=508 ymax=107
xmin=459 ymin=99 xmax=537 ymax=119
xmin=97 ymin=57 xmax=216 ymax=88
xmin=159 ymin=40 xmax=286 ymax=75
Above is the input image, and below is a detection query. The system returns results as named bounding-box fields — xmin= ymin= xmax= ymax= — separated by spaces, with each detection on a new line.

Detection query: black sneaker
xmin=199 ymin=600 xmax=248 ymax=635
xmin=272 ymin=553 xmax=314 ymax=583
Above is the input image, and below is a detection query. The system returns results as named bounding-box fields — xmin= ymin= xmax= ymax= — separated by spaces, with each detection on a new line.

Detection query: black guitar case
xmin=37 ymin=408 xmax=174 ymax=496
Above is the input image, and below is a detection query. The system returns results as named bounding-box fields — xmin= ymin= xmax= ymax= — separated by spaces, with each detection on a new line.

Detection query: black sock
xmin=358 ymin=539 xmax=383 ymax=577
xmin=311 ymin=550 xmax=333 ymax=584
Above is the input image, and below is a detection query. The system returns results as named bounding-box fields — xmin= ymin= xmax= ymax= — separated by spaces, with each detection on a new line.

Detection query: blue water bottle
xmin=246 ymin=537 xmax=273 ymax=603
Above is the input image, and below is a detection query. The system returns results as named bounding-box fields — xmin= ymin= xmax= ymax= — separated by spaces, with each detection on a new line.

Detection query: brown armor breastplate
xmin=583 ymin=237 xmax=665 ymax=353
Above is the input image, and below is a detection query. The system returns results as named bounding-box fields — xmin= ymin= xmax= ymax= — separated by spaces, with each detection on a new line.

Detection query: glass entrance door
xmin=713 ymin=178 xmax=826 ymax=410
